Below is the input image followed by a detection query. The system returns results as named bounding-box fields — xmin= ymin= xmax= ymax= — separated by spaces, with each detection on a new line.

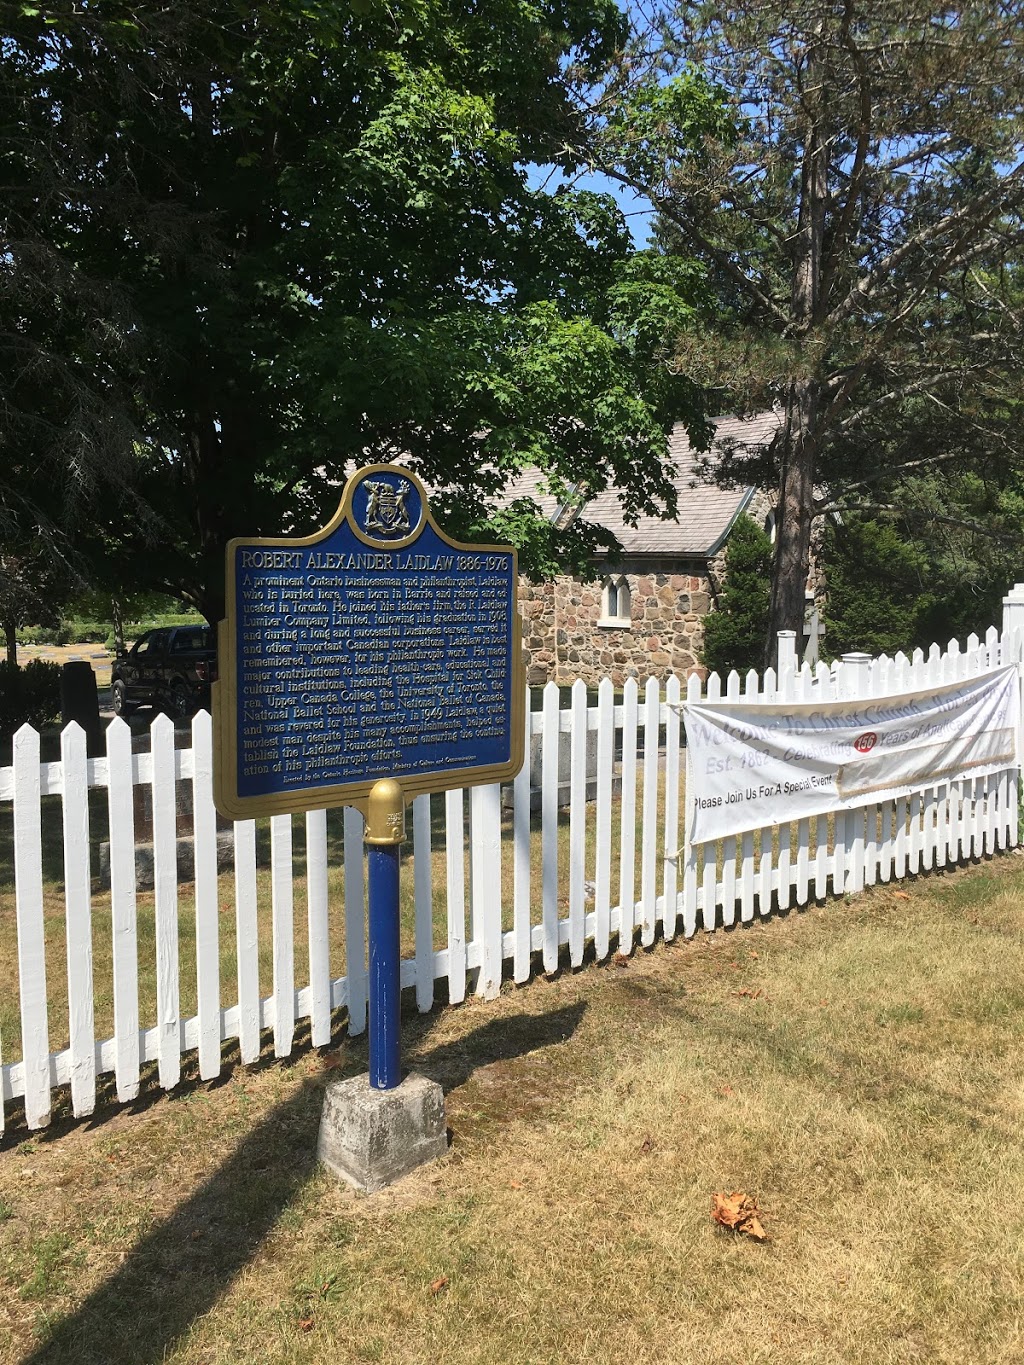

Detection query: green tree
xmin=700 ymin=514 xmax=773 ymax=677
xmin=575 ymin=2 xmax=1024 ymax=658
xmin=2 ymin=0 xmax=711 ymax=621
xmin=0 ymin=543 xmax=71 ymax=666
xmin=823 ymin=516 xmax=935 ymax=658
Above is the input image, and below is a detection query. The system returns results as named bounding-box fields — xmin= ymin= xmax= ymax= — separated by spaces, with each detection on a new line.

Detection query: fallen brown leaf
xmin=718 ymin=1085 xmax=734 ymax=1097
xmin=298 ymin=1316 xmax=315 ymax=1333
xmin=509 ymin=1180 xmax=524 ymax=1190
xmin=710 ymin=1191 xmax=768 ymax=1242
xmin=893 ymin=891 xmax=911 ymax=901
xmin=320 ymin=1052 xmax=343 ymax=1071
xmin=430 ymin=1276 xmax=450 ymax=1296
xmin=639 ymin=1135 xmax=654 ymax=1154
xmin=614 ymin=954 xmax=630 ymax=969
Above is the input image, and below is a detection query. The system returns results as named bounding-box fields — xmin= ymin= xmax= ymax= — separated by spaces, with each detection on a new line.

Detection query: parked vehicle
xmin=111 ymin=625 xmax=217 ymax=719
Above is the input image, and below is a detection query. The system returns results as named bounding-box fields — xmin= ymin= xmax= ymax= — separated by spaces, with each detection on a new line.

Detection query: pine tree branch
xmin=821 ymin=2 xmax=872 ymax=299
xmin=836 ymin=366 xmax=991 ymax=434
xmin=586 ymin=158 xmax=791 ymax=325
xmin=814 ymin=446 xmax=998 ymax=512
xmin=828 ymin=166 xmax=1024 ymax=329
xmin=828 ymin=501 xmax=1015 ymax=543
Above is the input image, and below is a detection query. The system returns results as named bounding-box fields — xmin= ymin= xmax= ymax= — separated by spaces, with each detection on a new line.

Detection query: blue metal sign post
xmin=365 ymin=779 xmax=405 ymax=1090
xmin=213 ymin=465 xmax=525 ymax=1183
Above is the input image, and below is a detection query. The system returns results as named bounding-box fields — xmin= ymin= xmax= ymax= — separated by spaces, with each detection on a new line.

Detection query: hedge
xmin=0 ymin=659 xmax=63 ymax=733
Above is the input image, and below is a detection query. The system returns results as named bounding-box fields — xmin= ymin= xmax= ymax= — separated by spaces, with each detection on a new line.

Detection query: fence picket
xmin=106 ymin=718 xmax=139 ymax=1101
xmin=445 ymin=789 xmax=467 ymax=1004
xmin=594 ymin=678 xmax=614 ymax=960
xmin=471 ymin=785 xmax=502 ymax=999
xmin=151 ymin=714 xmax=180 ymax=1091
xmin=61 ymin=724 xmax=95 ymax=1118
xmin=413 ymin=795 xmax=434 ymax=1013
xmin=663 ymin=674 xmax=682 ymax=940
xmin=233 ymin=819 xmax=260 ymax=1063
xmin=706 ymin=673 xmax=736 ymax=929
xmin=343 ymin=807 xmax=367 ymax=1036
xmin=541 ymin=682 xmax=560 ymax=973
xmin=619 ymin=678 xmax=639 ymax=953
xmin=776 ymin=670 xmax=794 ymax=911
xmin=735 ymin=670 xmax=758 ymax=922
xmin=270 ymin=815 xmax=294 ymax=1057
xmin=191 ymin=712 xmax=220 ymax=1081
xmin=943 ymin=646 xmax=961 ymax=864
xmin=701 ymin=677 xmax=729 ymax=927
xmin=568 ymin=680 xmax=588 ymax=967
xmin=755 ymin=669 xmax=776 ymax=915
xmin=702 ymin=858 xmax=717 ymax=934
xmin=513 ymin=686 xmax=532 ymax=982
xmin=305 ymin=809 xmax=331 ymax=1048
xmin=13 ymin=725 xmax=49 ymax=1128
xmin=640 ymin=677 xmax=660 ymax=947
xmin=813 ymin=664 xmax=833 ymax=899
xmin=682 ymin=674 xmax=701 ymax=937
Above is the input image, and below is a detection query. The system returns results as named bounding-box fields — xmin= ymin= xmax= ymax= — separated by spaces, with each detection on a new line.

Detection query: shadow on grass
xmin=19 ymin=1001 xmax=586 ymax=1365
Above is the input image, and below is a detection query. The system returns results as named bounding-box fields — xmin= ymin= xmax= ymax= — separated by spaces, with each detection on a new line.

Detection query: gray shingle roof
xmin=503 ymin=411 xmax=780 ymax=559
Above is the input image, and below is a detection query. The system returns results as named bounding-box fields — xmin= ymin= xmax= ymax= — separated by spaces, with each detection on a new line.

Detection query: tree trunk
xmin=767 ymin=29 xmax=828 ymax=671
xmin=3 ymin=616 xmax=17 ymax=668
xmin=766 ymin=379 xmax=819 ymax=668
xmin=111 ymin=596 xmax=126 ymax=655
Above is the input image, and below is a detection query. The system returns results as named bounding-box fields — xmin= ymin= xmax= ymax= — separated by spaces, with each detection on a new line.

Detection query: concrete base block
xmin=317 ymin=1071 xmax=447 ymax=1194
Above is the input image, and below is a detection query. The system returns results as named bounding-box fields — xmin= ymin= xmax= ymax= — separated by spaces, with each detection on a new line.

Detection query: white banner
xmin=684 ymin=665 xmax=1019 ymax=845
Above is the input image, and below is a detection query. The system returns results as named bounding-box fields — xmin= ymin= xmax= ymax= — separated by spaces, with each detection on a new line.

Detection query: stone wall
xmin=515 ymin=501 xmax=830 ymax=687
xmin=518 ymin=557 xmax=713 ymax=687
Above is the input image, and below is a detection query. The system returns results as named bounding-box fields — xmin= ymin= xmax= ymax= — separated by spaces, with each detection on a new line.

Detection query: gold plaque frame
xmin=213 ymin=465 xmax=526 ymax=821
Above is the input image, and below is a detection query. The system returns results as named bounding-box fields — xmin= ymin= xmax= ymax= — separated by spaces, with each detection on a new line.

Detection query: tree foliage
xmin=822 ymin=516 xmax=935 ymax=657
xmin=700 ymin=514 xmax=773 ymax=677
xmin=0 ymin=543 xmax=71 ymax=666
xmin=0 ymin=659 xmax=62 ymax=733
xmin=2 ymin=0 xmax=712 ymax=620
xmin=576 ymin=2 xmax=1024 ymax=657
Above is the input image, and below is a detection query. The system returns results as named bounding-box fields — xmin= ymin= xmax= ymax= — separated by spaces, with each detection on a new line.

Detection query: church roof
xmin=503 ymin=410 xmax=779 ymax=559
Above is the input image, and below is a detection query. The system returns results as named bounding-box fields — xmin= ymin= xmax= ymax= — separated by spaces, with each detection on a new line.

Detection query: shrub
xmin=0 ymin=659 xmax=63 ymax=733
xmin=700 ymin=514 xmax=774 ymax=678
xmin=63 ymin=620 xmax=110 ymax=644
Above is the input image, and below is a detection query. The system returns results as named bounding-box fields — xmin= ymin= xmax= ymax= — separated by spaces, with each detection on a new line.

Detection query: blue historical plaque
xmin=213 ymin=465 xmax=525 ymax=819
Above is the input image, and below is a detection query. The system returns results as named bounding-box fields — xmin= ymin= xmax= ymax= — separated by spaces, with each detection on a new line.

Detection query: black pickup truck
xmin=111 ymin=625 xmax=217 ymax=719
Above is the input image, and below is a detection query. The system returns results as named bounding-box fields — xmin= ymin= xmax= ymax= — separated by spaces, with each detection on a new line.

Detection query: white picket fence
xmin=1 ymin=616 xmax=1022 ymax=1132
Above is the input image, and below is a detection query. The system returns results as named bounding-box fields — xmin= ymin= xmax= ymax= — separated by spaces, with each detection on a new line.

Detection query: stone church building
xmin=514 ymin=411 xmax=781 ymax=686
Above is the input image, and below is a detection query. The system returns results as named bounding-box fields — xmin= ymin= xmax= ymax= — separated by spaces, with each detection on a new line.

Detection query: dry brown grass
xmin=2 ymin=852 xmax=1024 ymax=1363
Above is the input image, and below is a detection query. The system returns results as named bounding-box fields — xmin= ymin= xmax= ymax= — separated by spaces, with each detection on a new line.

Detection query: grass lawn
xmin=1 ymin=852 xmax=1023 ymax=1363
xmin=0 ymin=779 xmax=666 ymax=1068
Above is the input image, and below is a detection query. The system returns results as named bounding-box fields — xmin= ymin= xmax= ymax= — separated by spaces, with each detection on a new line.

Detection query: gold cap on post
xmin=364 ymin=778 xmax=406 ymax=845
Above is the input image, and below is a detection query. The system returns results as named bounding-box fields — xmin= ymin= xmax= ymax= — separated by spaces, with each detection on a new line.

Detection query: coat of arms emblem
xmin=363 ymin=477 xmax=412 ymax=538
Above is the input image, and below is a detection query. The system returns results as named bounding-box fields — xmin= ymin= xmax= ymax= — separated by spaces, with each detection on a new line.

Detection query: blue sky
xmin=526 ymin=162 xmax=657 ymax=247
xmin=525 ymin=0 xmax=658 ymax=246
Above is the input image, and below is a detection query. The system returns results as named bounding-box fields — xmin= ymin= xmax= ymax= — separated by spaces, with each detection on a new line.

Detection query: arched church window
xmin=600 ymin=575 xmax=631 ymax=625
